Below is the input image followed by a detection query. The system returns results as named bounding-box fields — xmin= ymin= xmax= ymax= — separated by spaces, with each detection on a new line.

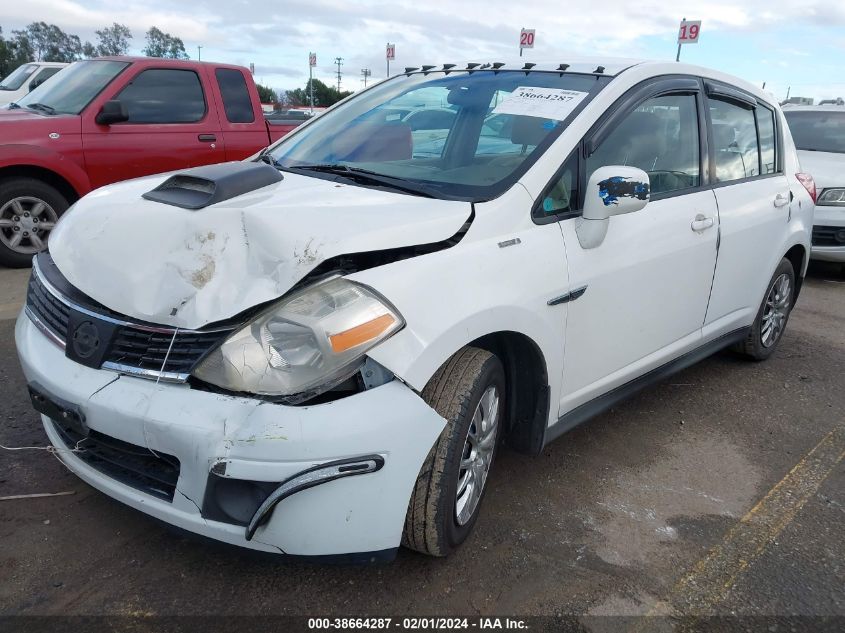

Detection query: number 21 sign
xmin=678 ymin=20 xmax=702 ymax=44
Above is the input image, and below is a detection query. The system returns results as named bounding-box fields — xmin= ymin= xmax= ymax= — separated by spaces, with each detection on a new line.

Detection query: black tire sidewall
xmin=748 ymin=258 xmax=795 ymax=359
xmin=441 ymin=355 xmax=506 ymax=550
xmin=0 ymin=178 xmax=69 ymax=268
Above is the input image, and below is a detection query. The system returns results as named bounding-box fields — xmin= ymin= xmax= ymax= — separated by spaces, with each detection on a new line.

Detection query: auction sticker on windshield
xmin=493 ymin=87 xmax=589 ymax=121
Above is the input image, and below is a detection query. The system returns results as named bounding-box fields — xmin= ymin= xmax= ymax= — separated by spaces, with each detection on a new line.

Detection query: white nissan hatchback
xmin=16 ymin=59 xmax=813 ymax=561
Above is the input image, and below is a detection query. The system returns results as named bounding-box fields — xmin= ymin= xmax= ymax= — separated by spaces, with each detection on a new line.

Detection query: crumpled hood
xmin=797 ymin=150 xmax=845 ymax=189
xmin=50 ymin=168 xmax=471 ymax=329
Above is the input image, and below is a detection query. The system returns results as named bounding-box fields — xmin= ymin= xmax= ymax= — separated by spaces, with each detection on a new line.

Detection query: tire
xmin=0 ymin=178 xmax=69 ymax=268
xmin=402 ymin=347 xmax=505 ymax=557
xmin=734 ymin=258 xmax=796 ymax=361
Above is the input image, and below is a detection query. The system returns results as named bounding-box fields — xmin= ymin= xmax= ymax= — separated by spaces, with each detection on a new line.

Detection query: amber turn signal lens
xmin=329 ymin=314 xmax=396 ymax=353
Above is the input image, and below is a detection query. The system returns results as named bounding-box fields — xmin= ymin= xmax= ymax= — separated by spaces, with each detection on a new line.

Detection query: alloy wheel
xmin=761 ymin=273 xmax=791 ymax=348
xmin=455 ymin=384 xmax=500 ymax=526
xmin=0 ymin=196 xmax=59 ymax=255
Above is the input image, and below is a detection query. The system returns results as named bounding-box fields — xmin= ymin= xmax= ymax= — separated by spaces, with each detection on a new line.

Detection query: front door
xmin=556 ymin=90 xmax=719 ymax=416
xmin=82 ymin=67 xmax=224 ymax=189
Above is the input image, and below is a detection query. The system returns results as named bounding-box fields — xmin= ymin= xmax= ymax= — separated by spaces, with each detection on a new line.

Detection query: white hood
xmin=50 ymin=170 xmax=471 ymax=329
xmin=796 ymin=150 xmax=845 ymax=189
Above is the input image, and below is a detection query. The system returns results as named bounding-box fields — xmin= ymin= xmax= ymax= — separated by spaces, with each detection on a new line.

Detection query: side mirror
xmin=95 ymin=100 xmax=129 ymax=125
xmin=576 ymin=166 xmax=650 ymax=249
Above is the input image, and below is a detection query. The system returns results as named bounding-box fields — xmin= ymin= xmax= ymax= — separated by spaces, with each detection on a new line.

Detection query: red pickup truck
xmin=0 ymin=56 xmax=301 ymax=267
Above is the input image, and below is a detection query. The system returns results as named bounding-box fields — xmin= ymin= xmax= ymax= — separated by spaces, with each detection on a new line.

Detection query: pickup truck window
xmin=216 ymin=68 xmax=255 ymax=123
xmin=16 ymin=60 xmax=129 ymax=115
xmin=269 ymin=70 xmax=609 ymax=202
xmin=116 ymin=69 xmax=206 ymax=124
xmin=0 ymin=64 xmax=38 ymax=91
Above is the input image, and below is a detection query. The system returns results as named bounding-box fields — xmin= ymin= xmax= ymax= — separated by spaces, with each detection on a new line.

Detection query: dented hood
xmin=49 ymin=168 xmax=471 ymax=329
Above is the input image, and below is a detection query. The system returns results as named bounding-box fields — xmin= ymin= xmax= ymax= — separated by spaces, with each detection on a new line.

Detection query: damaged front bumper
xmin=15 ymin=311 xmax=446 ymax=559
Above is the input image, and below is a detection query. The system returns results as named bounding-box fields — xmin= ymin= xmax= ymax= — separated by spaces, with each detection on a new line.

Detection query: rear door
xmin=554 ymin=80 xmax=720 ymax=416
xmin=82 ymin=66 xmax=224 ymax=189
xmin=701 ymin=84 xmax=791 ymax=335
xmin=210 ymin=67 xmax=271 ymax=160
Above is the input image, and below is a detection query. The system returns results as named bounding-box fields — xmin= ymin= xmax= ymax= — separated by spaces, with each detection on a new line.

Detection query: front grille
xmin=26 ymin=269 xmax=70 ymax=341
xmin=812 ymin=225 xmax=845 ymax=247
xmin=25 ymin=258 xmax=232 ymax=381
xmin=51 ymin=417 xmax=180 ymax=501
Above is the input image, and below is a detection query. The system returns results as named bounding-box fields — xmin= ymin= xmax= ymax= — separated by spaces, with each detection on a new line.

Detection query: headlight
xmin=817 ymin=188 xmax=845 ymax=206
xmin=193 ymin=277 xmax=403 ymax=400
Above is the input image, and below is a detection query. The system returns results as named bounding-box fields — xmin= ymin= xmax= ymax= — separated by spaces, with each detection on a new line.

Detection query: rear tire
xmin=402 ymin=347 xmax=505 ymax=557
xmin=0 ymin=178 xmax=68 ymax=268
xmin=735 ymin=258 xmax=795 ymax=361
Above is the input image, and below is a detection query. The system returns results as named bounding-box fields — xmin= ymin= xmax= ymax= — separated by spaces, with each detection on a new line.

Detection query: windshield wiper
xmin=284 ymin=164 xmax=439 ymax=198
xmin=26 ymin=103 xmax=56 ymax=115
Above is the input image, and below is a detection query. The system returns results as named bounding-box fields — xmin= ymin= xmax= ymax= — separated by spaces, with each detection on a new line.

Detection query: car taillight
xmin=795 ymin=173 xmax=817 ymax=203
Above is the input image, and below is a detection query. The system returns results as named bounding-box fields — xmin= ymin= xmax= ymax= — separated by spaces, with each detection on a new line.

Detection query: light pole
xmin=197 ymin=45 xmax=202 ymax=61
xmin=334 ymin=57 xmax=344 ymax=92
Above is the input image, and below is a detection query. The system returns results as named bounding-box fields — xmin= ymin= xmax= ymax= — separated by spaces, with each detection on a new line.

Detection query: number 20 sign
xmin=520 ymin=29 xmax=536 ymax=49
xmin=678 ymin=20 xmax=702 ymax=44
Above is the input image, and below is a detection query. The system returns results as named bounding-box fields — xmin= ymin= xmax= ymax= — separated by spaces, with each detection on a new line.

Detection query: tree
xmin=82 ymin=41 xmax=97 ymax=58
xmin=285 ymin=78 xmax=350 ymax=108
xmin=144 ymin=27 xmax=188 ymax=59
xmin=12 ymin=22 xmax=82 ymax=62
xmin=255 ymin=83 xmax=277 ymax=104
xmin=95 ymin=23 xmax=132 ymax=56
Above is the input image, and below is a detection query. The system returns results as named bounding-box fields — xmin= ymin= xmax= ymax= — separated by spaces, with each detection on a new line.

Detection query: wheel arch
xmin=0 ymin=164 xmax=82 ymax=205
xmin=783 ymin=242 xmax=807 ymax=305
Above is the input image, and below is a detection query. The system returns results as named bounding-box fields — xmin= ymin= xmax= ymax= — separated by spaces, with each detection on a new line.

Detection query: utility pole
xmin=676 ymin=17 xmax=684 ymax=62
xmin=361 ymin=68 xmax=371 ymax=87
xmin=197 ymin=45 xmax=202 ymax=61
xmin=334 ymin=57 xmax=344 ymax=92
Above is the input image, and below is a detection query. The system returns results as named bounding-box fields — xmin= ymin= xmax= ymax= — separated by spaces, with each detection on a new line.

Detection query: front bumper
xmin=15 ymin=311 xmax=445 ymax=558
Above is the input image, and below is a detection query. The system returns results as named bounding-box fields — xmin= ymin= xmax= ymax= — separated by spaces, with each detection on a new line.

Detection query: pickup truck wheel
xmin=735 ymin=258 xmax=795 ymax=361
xmin=0 ymin=178 xmax=68 ymax=268
xmin=402 ymin=347 xmax=505 ymax=556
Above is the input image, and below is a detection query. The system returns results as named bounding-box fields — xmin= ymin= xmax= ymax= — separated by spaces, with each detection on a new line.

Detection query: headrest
xmin=511 ymin=116 xmax=552 ymax=147
xmin=712 ymin=123 xmax=736 ymax=150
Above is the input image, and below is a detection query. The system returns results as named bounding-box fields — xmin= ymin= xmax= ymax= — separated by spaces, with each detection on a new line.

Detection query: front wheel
xmin=402 ymin=347 xmax=505 ymax=557
xmin=0 ymin=178 xmax=68 ymax=268
xmin=735 ymin=258 xmax=795 ymax=360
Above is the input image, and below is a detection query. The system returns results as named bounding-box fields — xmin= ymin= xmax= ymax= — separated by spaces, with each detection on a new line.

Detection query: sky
xmin=2 ymin=0 xmax=845 ymax=102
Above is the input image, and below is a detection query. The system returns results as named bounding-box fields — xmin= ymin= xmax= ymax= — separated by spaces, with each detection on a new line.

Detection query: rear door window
xmin=709 ymin=99 xmax=760 ymax=182
xmin=215 ymin=68 xmax=255 ymax=123
xmin=116 ymin=69 xmax=206 ymax=124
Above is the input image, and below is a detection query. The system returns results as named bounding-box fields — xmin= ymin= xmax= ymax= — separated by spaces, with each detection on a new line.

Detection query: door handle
xmin=198 ymin=134 xmax=217 ymax=142
xmin=773 ymin=192 xmax=790 ymax=207
xmin=691 ymin=214 xmax=715 ymax=232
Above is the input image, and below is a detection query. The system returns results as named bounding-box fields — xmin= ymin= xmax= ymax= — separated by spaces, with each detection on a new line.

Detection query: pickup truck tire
xmin=402 ymin=347 xmax=505 ymax=557
xmin=0 ymin=178 xmax=68 ymax=268
xmin=735 ymin=258 xmax=795 ymax=361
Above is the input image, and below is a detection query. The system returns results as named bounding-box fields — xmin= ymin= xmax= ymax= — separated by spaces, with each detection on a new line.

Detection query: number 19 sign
xmin=678 ymin=20 xmax=701 ymax=44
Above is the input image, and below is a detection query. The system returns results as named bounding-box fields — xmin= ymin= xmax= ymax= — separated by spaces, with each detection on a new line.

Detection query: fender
xmin=0 ymin=144 xmax=91 ymax=197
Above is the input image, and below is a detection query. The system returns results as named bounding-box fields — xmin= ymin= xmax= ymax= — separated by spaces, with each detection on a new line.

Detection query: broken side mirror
xmin=575 ymin=166 xmax=650 ymax=249
xmin=95 ymin=100 xmax=129 ymax=125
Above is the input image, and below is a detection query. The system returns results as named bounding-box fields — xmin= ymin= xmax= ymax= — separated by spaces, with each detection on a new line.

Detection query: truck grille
xmin=25 ymin=257 xmax=233 ymax=381
xmin=812 ymin=225 xmax=845 ymax=247
xmin=51 ymin=417 xmax=180 ymax=502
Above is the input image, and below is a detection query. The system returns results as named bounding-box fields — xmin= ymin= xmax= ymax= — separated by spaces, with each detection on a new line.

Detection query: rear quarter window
xmin=215 ymin=68 xmax=255 ymax=124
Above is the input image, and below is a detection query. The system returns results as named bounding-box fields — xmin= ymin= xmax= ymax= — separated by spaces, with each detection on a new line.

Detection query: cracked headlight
xmin=193 ymin=278 xmax=403 ymax=400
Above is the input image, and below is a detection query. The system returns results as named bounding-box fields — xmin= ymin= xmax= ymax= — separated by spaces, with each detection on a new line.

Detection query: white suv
xmin=783 ymin=105 xmax=845 ymax=270
xmin=0 ymin=62 xmax=67 ymax=107
xmin=16 ymin=59 xmax=813 ymax=561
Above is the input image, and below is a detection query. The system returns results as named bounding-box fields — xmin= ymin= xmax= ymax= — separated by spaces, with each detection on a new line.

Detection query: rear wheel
xmin=0 ymin=178 xmax=68 ymax=268
xmin=402 ymin=347 xmax=505 ymax=556
xmin=735 ymin=258 xmax=795 ymax=360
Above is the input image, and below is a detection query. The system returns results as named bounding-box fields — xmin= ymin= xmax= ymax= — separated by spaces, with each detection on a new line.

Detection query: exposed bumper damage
xmin=16 ymin=311 xmax=446 ymax=557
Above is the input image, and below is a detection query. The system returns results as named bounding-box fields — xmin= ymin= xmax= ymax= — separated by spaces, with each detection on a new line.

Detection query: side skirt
xmin=543 ymin=327 xmax=750 ymax=447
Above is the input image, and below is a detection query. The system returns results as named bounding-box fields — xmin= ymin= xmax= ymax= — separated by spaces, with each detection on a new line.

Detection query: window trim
xmin=114 ymin=67 xmax=208 ymax=125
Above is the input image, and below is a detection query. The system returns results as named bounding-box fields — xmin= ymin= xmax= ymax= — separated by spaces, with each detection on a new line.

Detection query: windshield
xmin=784 ymin=110 xmax=845 ymax=154
xmin=16 ymin=60 xmax=129 ymax=115
xmin=0 ymin=64 xmax=38 ymax=91
xmin=269 ymin=70 xmax=609 ymax=201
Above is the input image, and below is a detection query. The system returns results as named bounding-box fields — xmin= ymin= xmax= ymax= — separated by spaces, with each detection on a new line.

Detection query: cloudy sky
xmin=3 ymin=0 xmax=845 ymax=101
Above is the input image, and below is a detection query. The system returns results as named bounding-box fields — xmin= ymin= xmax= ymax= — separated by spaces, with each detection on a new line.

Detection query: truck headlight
xmin=193 ymin=278 xmax=403 ymax=400
xmin=817 ymin=188 xmax=845 ymax=206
